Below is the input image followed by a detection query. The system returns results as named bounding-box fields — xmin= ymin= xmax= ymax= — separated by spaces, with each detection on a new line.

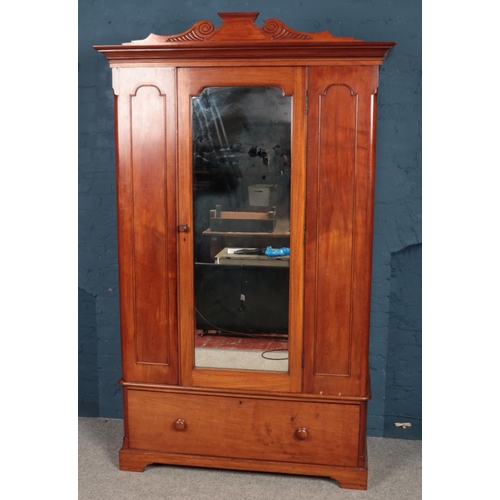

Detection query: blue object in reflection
xmin=265 ymin=246 xmax=290 ymax=257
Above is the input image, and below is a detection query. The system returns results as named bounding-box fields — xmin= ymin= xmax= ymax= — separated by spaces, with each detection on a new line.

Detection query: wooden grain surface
xmin=303 ymin=66 xmax=379 ymax=398
xmin=127 ymin=388 xmax=360 ymax=466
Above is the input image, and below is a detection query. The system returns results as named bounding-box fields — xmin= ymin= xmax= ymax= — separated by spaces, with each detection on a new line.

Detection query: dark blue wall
xmin=384 ymin=244 xmax=422 ymax=439
xmin=78 ymin=288 xmax=99 ymax=416
xmin=78 ymin=0 xmax=422 ymax=437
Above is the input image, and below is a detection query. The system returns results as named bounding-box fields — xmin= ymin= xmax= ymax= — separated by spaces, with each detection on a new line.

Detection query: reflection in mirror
xmin=192 ymin=86 xmax=291 ymax=371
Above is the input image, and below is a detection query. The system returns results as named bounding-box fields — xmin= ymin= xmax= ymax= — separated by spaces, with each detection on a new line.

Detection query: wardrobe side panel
xmin=113 ymin=67 xmax=178 ymax=385
xmin=304 ymin=66 xmax=379 ymax=397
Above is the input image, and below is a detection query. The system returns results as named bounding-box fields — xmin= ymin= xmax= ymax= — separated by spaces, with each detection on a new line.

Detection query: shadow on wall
xmin=79 ymin=288 xmax=99 ymax=417
xmin=384 ymin=243 xmax=422 ymax=440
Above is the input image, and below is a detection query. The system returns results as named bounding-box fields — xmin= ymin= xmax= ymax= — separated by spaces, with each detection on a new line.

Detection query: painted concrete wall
xmin=78 ymin=0 xmax=422 ymax=437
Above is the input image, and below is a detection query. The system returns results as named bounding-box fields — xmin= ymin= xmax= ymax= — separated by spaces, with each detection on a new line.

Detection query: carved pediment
xmin=126 ymin=12 xmax=360 ymax=45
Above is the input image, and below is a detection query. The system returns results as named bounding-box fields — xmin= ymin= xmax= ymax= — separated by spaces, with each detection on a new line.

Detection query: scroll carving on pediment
xmin=164 ymin=21 xmax=216 ymax=42
xmin=262 ymin=19 xmax=311 ymax=40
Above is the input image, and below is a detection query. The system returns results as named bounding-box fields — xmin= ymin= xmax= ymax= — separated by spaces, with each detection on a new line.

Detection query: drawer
xmin=127 ymin=389 xmax=360 ymax=467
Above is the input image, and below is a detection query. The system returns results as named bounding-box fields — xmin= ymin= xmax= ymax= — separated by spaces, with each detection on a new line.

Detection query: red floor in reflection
xmin=195 ymin=330 xmax=288 ymax=351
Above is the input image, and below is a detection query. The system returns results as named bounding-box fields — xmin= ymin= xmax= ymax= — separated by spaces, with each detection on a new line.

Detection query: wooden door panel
xmin=304 ymin=66 xmax=379 ymax=397
xmin=131 ymin=85 xmax=169 ymax=364
xmin=113 ymin=67 xmax=178 ymax=384
xmin=314 ymin=84 xmax=357 ymax=377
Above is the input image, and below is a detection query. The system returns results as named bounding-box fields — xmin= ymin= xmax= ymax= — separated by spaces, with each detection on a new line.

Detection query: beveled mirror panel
xmin=192 ymin=86 xmax=291 ymax=371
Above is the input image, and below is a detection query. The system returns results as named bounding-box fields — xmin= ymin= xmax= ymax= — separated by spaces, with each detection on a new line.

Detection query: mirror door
xmin=178 ymin=67 xmax=306 ymax=392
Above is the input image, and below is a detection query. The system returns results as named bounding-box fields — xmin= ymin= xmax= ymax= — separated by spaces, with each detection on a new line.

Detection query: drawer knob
xmin=174 ymin=418 xmax=186 ymax=431
xmin=178 ymin=224 xmax=189 ymax=233
xmin=295 ymin=427 xmax=308 ymax=440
